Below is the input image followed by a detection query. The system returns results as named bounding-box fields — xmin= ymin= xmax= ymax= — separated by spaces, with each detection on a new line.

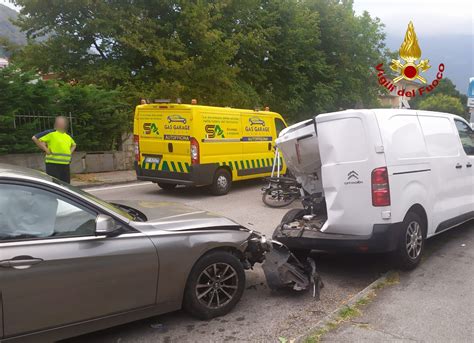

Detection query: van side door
xmin=417 ymin=115 xmax=467 ymax=234
xmin=454 ymin=119 xmax=474 ymax=218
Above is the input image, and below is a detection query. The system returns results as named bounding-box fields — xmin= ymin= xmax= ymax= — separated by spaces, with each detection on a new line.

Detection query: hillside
xmin=0 ymin=4 xmax=26 ymax=56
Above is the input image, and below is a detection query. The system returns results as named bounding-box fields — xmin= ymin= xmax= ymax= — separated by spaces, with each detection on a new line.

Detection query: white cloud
xmin=353 ymin=0 xmax=473 ymax=36
xmin=0 ymin=0 xmax=19 ymax=11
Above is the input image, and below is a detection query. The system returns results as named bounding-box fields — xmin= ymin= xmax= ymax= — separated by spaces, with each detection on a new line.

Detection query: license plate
xmin=145 ymin=156 xmax=161 ymax=164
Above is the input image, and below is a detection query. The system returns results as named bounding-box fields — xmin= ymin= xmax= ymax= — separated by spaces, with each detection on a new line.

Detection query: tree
xmin=0 ymin=65 xmax=129 ymax=154
xmin=410 ymin=78 xmax=468 ymax=113
xmin=8 ymin=0 xmax=387 ymax=121
xmin=417 ymin=94 xmax=466 ymax=118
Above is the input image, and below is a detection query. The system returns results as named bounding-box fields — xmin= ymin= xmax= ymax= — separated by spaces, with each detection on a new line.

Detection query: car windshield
xmin=51 ymin=178 xmax=134 ymax=221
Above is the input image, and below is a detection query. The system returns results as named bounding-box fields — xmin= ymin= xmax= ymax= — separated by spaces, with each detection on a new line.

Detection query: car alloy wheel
xmin=405 ymin=221 xmax=423 ymax=260
xmin=195 ymin=263 xmax=238 ymax=309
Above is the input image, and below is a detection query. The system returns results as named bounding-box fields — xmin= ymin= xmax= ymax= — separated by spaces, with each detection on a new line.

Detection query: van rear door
xmin=137 ymin=106 xmax=192 ymax=173
xmin=316 ymin=110 xmax=386 ymax=236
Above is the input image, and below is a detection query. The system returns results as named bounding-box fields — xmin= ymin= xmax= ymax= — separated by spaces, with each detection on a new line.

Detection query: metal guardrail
xmin=13 ymin=112 xmax=75 ymax=136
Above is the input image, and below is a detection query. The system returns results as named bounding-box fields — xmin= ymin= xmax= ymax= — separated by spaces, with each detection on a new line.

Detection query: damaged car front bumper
xmin=242 ymin=232 xmax=324 ymax=299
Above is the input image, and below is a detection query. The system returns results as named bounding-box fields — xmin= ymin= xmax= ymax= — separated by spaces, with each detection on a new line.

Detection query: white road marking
xmin=86 ymin=181 xmax=152 ymax=192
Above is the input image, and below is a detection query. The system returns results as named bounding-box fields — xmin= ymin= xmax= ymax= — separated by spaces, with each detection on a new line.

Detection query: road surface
xmin=323 ymin=220 xmax=473 ymax=342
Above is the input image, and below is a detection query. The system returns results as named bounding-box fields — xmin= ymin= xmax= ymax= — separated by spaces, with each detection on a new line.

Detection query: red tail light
xmin=133 ymin=134 xmax=140 ymax=162
xmin=372 ymin=167 xmax=390 ymax=206
xmin=190 ymin=137 xmax=200 ymax=165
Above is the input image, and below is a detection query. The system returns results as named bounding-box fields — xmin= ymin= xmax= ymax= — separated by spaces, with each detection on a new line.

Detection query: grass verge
xmin=300 ymin=271 xmax=400 ymax=343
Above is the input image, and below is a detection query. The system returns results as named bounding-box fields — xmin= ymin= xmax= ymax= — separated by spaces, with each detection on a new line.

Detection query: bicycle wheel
xmin=262 ymin=188 xmax=297 ymax=208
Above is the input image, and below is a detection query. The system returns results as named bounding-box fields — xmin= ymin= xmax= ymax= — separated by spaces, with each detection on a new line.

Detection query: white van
xmin=274 ymin=109 xmax=474 ymax=269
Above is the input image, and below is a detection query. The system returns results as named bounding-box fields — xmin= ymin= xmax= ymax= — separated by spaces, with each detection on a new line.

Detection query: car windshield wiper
xmin=111 ymin=203 xmax=147 ymax=222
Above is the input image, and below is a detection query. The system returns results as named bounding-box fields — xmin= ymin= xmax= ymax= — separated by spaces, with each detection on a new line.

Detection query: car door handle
xmin=455 ymin=163 xmax=462 ymax=169
xmin=467 ymin=163 xmax=472 ymax=168
xmin=0 ymin=256 xmax=44 ymax=269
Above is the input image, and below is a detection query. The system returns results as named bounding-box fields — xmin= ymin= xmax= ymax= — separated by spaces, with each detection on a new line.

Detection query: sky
xmin=0 ymin=0 xmax=15 ymax=10
xmin=353 ymin=0 xmax=473 ymax=93
xmin=353 ymin=0 xmax=473 ymax=37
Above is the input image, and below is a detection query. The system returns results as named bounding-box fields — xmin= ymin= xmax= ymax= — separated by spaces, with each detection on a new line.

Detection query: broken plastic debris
xmin=150 ymin=322 xmax=168 ymax=333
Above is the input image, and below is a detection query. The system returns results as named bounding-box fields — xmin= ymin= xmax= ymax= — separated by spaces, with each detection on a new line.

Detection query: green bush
xmin=418 ymin=94 xmax=467 ymax=119
xmin=0 ymin=65 xmax=130 ymax=154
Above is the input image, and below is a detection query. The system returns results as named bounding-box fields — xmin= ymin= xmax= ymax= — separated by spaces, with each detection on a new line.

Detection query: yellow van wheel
xmin=210 ymin=168 xmax=232 ymax=196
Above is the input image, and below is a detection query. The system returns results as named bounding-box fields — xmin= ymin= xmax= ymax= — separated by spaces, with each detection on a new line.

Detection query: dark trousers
xmin=45 ymin=163 xmax=71 ymax=183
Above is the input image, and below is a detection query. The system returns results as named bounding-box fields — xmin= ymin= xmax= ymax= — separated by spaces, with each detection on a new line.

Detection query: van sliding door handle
xmin=467 ymin=163 xmax=472 ymax=168
xmin=455 ymin=163 xmax=462 ymax=169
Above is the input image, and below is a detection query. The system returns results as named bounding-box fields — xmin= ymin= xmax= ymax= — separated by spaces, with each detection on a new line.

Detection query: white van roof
xmin=316 ymin=109 xmax=466 ymax=123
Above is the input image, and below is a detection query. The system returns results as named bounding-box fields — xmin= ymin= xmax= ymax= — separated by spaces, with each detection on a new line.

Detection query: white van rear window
xmin=387 ymin=115 xmax=427 ymax=160
xmin=318 ymin=117 xmax=368 ymax=163
xmin=419 ymin=116 xmax=459 ymax=157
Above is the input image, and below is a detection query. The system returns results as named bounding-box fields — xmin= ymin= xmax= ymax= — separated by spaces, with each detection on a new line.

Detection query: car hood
xmin=112 ymin=200 xmax=242 ymax=231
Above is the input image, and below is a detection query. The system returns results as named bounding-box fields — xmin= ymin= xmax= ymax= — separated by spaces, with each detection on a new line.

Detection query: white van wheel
xmin=210 ymin=169 xmax=232 ymax=196
xmin=395 ymin=212 xmax=425 ymax=270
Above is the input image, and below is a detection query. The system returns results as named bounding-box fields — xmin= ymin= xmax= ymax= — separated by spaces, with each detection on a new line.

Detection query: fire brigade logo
xmin=374 ymin=21 xmax=445 ymax=98
xmin=390 ymin=21 xmax=430 ymax=84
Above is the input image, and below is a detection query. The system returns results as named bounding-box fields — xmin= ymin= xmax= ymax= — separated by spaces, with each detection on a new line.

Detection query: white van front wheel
xmin=395 ymin=212 xmax=425 ymax=270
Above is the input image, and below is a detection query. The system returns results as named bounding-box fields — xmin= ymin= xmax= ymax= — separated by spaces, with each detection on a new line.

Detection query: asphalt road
xmin=323 ymin=220 xmax=474 ymax=342
xmin=65 ymin=180 xmax=472 ymax=342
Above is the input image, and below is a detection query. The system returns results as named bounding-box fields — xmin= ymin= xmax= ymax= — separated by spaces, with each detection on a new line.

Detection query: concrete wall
xmin=0 ymin=150 xmax=134 ymax=174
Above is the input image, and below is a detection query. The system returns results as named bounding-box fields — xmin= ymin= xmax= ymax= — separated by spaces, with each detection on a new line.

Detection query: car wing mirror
xmin=95 ymin=214 xmax=119 ymax=236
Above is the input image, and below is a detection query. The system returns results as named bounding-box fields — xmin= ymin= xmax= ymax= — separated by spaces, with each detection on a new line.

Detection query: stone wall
xmin=0 ymin=150 xmax=134 ymax=174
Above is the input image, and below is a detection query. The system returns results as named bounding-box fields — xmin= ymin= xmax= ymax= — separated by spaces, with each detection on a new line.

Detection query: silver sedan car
xmin=0 ymin=164 xmax=274 ymax=342
xmin=0 ymin=164 xmax=314 ymax=342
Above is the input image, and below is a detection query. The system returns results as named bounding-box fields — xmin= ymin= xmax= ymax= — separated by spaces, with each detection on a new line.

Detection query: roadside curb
xmin=295 ymin=271 xmax=396 ymax=343
xmin=74 ymin=179 xmax=141 ymax=189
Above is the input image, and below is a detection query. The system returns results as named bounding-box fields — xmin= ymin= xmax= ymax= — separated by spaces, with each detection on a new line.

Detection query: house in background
xmin=0 ymin=57 xmax=9 ymax=69
xmin=378 ymin=79 xmax=419 ymax=108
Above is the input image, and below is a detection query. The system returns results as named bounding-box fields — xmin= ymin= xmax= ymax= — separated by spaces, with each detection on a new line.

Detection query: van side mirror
xmin=95 ymin=214 xmax=118 ymax=236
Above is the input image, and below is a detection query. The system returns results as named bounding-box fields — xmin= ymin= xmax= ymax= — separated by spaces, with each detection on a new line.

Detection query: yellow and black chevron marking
xmin=219 ymin=157 xmax=284 ymax=171
xmin=141 ymin=157 xmax=284 ymax=173
xmin=141 ymin=160 xmax=191 ymax=173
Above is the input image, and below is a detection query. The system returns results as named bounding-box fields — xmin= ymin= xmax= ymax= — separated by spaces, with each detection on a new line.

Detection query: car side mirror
xmin=95 ymin=214 xmax=118 ymax=236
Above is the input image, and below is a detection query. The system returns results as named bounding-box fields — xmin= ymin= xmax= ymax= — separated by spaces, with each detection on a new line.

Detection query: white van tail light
xmin=190 ymin=137 xmax=200 ymax=165
xmin=133 ymin=134 xmax=140 ymax=162
xmin=372 ymin=167 xmax=390 ymax=207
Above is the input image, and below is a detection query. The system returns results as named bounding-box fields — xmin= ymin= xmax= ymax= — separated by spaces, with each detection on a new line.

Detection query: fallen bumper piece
xmin=261 ymin=241 xmax=323 ymax=299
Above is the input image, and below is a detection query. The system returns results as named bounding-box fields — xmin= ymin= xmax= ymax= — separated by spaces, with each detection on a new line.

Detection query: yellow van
xmin=133 ymin=102 xmax=287 ymax=195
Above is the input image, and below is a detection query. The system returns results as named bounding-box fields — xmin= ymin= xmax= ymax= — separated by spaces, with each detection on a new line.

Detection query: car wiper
xmin=111 ymin=203 xmax=147 ymax=222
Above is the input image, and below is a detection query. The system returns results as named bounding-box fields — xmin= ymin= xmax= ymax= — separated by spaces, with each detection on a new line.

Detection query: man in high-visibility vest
xmin=32 ymin=116 xmax=76 ymax=183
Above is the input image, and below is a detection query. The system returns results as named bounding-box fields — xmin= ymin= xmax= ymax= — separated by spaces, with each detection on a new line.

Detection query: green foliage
xmin=410 ymin=78 xmax=468 ymax=114
xmin=0 ymin=65 xmax=129 ymax=154
xmin=418 ymin=94 xmax=466 ymax=118
xmin=8 ymin=0 xmax=387 ymax=122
